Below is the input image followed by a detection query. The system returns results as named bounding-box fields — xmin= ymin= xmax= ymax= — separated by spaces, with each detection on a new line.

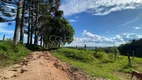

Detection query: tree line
xmin=118 ymin=39 xmax=142 ymax=57
xmin=0 ymin=0 xmax=74 ymax=49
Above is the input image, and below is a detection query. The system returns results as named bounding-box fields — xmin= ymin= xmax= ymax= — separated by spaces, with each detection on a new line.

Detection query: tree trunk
xmin=132 ymin=51 xmax=134 ymax=59
xmin=84 ymin=44 xmax=86 ymax=50
xmin=40 ymin=35 xmax=43 ymax=46
xmin=30 ymin=0 xmax=34 ymax=45
xmin=3 ymin=35 xmax=5 ymax=41
xmin=27 ymin=1 xmax=31 ymax=45
xmin=34 ymin=0 xmax=39 ymax=45
xmin=20 ymin=0 xmax=26 ymax=44
xmin=13 ymin=0 xmax=22 ymax=45
xmin=76 ymin=45 xmax=77 ymax=49
xmin=95 ymin=47 xmax=98 ymax=54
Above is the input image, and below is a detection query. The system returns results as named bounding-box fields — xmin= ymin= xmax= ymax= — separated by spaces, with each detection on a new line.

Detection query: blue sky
xmin=60 ymin=0 xmax=142 ymax=47
xmin=1 ymin=0 xmax=142 ymax=47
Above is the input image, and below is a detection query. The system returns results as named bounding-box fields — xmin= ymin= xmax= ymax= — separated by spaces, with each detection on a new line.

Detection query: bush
xmin=58 ymin=48 xmax=94 ymax=62
xmin=108 ymin=53 xmax=114 ymax=60
xmin=94 ymin=52 xmax=104 ymax=59
xmin=0 ymin=50 xmax=8 ymax=59
xmin=26 ymin=44 xmax=44 ymax=51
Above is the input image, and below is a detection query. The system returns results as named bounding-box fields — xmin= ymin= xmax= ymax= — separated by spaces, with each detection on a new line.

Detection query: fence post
xmin=3 ymin=35 xmax=5 ymax=41
xmin=76 ymin=45 xmax=78 ymax=49
xmin=132 ymin=51 xmax=134 ymax=59
xmin=127 ymin=53 xmax=131 ymax=66
xmin=95 ymin=47 xmax=98 ymax=54
xmin=84 ymin=44 xmax=86 ymax=50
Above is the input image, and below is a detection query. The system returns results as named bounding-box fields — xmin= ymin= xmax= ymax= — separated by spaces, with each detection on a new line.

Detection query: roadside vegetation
xmin=0 ymin=40 xmax=31 ymax=67
xmin=51 ymin=48 xmax=142 ymax=80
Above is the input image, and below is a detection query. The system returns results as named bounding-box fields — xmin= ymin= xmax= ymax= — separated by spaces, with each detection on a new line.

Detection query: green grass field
xmin=51 ymin=48 xmax=142 ymax=80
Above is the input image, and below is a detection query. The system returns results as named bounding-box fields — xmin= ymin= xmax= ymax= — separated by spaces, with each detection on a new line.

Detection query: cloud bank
xmin=60 ymin=0 xmax=142 ymax=16
xmin=133 ymin=27 xmax=141 ymax=30
xmin=67 ymin=30 xmax=141 ymax=47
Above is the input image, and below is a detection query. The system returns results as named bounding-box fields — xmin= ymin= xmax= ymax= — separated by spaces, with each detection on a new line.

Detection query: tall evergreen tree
xmin=27 ymin=0 xmax=31 ymax=45
xmin=13 ymin=0 xmax=22 ymax=45
xmin=34 ymin=0 xmax=39 ymax=45
xmin=30 ymin=0 xmax=35 ymax=45
xmin=20 ymin=0 xmax=26 ymax=44
xmin=0 ymin=0 xmax=75 ymax=48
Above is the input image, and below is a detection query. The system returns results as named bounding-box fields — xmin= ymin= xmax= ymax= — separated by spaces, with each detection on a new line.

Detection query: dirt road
xmin=0 ymin=51 xmax=90 ymax=80
xmin=1 ymin=51 xmax=134 ymax=80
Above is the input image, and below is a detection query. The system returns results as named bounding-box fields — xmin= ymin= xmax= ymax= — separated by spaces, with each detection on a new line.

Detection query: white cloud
xmin=67 ymin=30 xmax=141 ymax=47
xmin=75 ymin=16 xmax=79 ymax=19
xmin=138 ymin=35 xmax=142 ymax=38
xmin=133 ymin=27 xmax=141 ymax=30
xmin=69 ymin=19 xmax=77 ymax=22
xmin=93 ymin=5 xmax=136 ymax=16
xmin=83 ymin=30 xmax=102 ymax=41
xmin=60 ymin=0 xmax=142 ymax=16
xmin=118 ymin=14 xmax=142 ymax=26
xmin=6 ymin=5 xmax=16 ymax=9
xmin=0 ymin=23 xmax=14 ymax=34
xmin=0 ymin=3 xmax=16 ymax=20
xmin=115 ymin=33 xmax=139 ymax=42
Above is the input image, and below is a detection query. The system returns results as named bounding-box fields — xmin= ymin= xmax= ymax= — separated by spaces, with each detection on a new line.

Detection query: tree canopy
xmin=0 ymin=0 xmax=75 ymax=49
xmin=118 ymin=39 xmax=142 ymax=57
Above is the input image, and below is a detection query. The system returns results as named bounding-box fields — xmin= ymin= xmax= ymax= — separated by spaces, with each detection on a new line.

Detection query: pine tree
xmin=20 ymin=0 xmax=26 ymax=44
xmin=13 ymin=0 xmax=22 ymax=45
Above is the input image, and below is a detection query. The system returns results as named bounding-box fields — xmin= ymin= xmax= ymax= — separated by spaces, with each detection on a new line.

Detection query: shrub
xmin=0 ymin=50 xmax=8 ymax=59
xmin=26 ymin=44 xmax=44 ymax=51
xmin=58 ymin=48 xmax=94 ymax=62
xmin=94 ymin=52 xmax=104 ymax=59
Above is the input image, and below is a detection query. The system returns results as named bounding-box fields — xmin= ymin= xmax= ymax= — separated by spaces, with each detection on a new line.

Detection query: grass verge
xmin=0 ymin=40 xmax=31 ymax=67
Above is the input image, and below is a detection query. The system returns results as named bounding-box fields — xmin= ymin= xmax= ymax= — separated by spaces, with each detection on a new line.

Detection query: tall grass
xmin=0 ymin=40 xmax=31 ymax=67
